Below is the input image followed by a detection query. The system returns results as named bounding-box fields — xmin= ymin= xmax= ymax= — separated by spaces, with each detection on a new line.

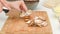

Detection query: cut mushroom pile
xmin=20 ymin=10 xmax=48 ymax=27
xmin=26 ymin=16 xmax=48 ymax=27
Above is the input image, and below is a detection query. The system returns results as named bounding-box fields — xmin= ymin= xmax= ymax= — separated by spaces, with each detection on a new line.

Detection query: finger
xmin=8 ymin=1 xmax=21 ymax=11
xmin=20 ymin=1 xmax=28 ymax=11
xmin=0 ymin=0 xmax=11 ymax=10
xmin=0 ymin=2 xmax=3 ymax=13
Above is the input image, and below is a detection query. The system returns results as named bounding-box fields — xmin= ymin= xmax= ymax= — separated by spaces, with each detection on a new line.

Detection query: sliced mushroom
xmin=25 ymin=10 xmax=32 ymax=16
xmin=20 ymin=10 xmax=32 ymax=17
xmin=24 ymin=19 xmax=30 ymax=22
xmin=33 ymin=16 xmax=48 ymax=27
xmin=41 ymin=22 xmax=48 ymax=27
xmin=26 ymin=20 xmax=34 ymax=26
xmin=20 ymin=11 xmax=26 ymax=17
xmin=39 ymin=16 xmax=46 ymax=21
xmin=25 ymin=16 xmax=48 ymax=27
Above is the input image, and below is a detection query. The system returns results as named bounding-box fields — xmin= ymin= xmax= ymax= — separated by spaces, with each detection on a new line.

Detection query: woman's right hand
xmin=0 ymin=0 xmax=28 ymax=13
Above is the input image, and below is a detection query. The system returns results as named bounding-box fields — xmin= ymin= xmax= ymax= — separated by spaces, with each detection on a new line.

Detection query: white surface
xmin=0 ymin=11 xmax=8 ymax=30
xmin=0 ymin=0 xmax=60 ymax=34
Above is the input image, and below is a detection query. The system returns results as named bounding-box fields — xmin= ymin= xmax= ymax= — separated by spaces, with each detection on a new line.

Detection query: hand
xmin=0 ymin=0 xmax=28 ymax=13
xmin=8 ymin=1 xmax=28 ymax=11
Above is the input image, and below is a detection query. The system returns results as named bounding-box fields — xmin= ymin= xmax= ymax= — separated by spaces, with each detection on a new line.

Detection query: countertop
xmin=0 ymin=0 xmax=60 ymax=34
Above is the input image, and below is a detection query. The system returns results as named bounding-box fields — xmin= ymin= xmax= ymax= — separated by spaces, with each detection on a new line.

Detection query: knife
xmin=3 ymin=9 xmax=9 ymax=13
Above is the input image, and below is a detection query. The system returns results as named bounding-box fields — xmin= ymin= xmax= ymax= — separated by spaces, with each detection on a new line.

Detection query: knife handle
xmin=3 ymin=9 xmax=9 ymax=13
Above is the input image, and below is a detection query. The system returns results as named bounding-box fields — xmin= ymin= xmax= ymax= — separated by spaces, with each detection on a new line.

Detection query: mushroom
xmin=26 ymin=16 xmax=48 ymax=27
xmin=20 ymin=10 xmax=32 ymax=22
xmin=26 ymin=20 xmax=34 ymax=26
xmin=41 ymin=22 xmax=48 ymax=27
xmin=20 ymin=10 xmax=32 ymax=17
xmin=39 ymin=16 xmax=46 ymax=21
xmin=34 ymin=16 xmax=48 ymax=27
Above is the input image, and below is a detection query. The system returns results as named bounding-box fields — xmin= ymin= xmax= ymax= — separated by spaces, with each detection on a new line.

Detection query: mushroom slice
xmin=20 ymin=11 xmax=26 ymax=17
xmin=39 ymin=16 xmax=46 ymax=21
xmin=20 ymin=10 xmax=32 ymax=17
xmin=41 ymin=22 xmax=48 ymax=27
xmin=26 ymin=20 xmax=34 ymax=26
xmin=33 ymin=16 xmax=48 ymax=27
xmin=25 ymin=10 xmax=32 ymax=16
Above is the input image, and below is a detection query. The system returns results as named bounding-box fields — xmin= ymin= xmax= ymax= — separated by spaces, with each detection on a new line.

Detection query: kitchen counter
xmin=0 ymin=0 xmax=60 ymax=34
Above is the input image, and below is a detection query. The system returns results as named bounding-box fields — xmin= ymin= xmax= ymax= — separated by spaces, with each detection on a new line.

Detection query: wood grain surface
xmin=24 ymin=0 xmax=39 ymax=2
xmin=0 ymin=11 xmax=52 ymax=34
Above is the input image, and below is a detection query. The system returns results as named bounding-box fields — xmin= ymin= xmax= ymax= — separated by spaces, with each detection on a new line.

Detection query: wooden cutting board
xmin=0 ymin=11 xmax=52 ymax=34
